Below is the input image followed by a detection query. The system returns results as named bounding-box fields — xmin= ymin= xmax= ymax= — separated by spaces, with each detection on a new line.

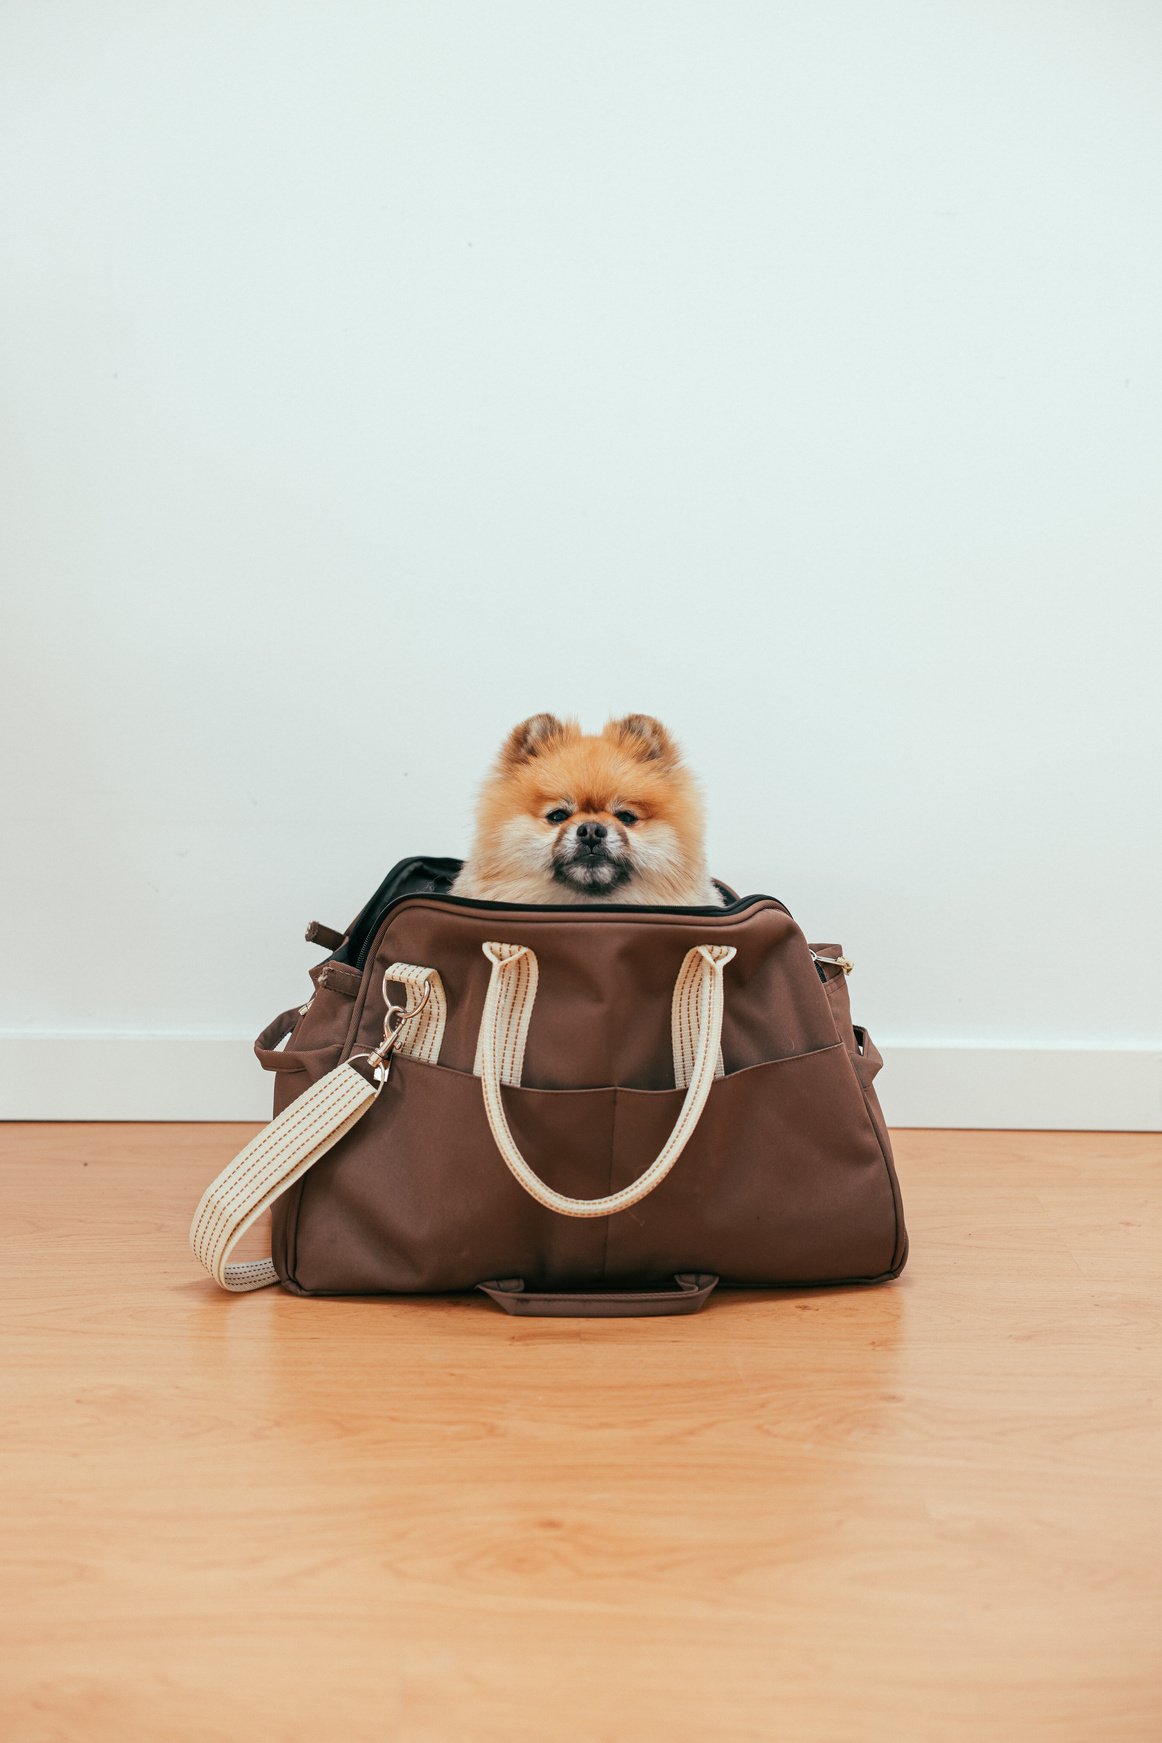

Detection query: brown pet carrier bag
xmin=190 ymin=857 xmax=907 ymax=1315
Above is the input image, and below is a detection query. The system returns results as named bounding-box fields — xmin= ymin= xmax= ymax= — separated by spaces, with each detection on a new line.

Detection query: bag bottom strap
xmin=477 ymin=1273 xmax=719 ymax=1317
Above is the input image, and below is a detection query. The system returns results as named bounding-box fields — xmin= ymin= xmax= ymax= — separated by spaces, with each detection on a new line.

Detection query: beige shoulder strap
xmin=190 ymin=1062 xmax=380 ymax=1290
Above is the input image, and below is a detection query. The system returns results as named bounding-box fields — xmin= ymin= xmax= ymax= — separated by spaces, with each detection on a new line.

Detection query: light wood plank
xmin=2 ymin=1125 xmax=1160 ymax=1741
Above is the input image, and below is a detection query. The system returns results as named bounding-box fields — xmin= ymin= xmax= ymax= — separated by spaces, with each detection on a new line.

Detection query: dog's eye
xmin=615 ymin=810 xmax=639 ymax=827
xmin=545 ymin=808 xmax=571 ymax=825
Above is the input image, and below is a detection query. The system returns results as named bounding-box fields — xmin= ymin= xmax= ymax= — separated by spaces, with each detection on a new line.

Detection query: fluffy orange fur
xmin=452 ymin=713 xmax=723 ymax=906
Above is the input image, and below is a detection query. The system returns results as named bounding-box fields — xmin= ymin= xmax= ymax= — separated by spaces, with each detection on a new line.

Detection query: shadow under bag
xmin=190 ymin=857 xmax=908 ymax=1316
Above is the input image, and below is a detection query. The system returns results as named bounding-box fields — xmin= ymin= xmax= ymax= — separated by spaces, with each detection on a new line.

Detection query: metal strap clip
xmin=349 ymin=974 xmax=433 ymax=1091
xmin=810 ymin=951 xmax=853 ymax=975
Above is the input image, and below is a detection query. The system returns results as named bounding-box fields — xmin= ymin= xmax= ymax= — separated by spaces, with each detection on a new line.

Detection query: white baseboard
xmin=0 ymin=1037 xmax=273 ymax=1122
xmin=876 ymin=1045 xmax=1161 ymax=1131
xmin=0 ymin=1035 xmax=1159 ymax=1129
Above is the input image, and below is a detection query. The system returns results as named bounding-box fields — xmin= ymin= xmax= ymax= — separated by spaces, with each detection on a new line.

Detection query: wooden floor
xmin=2 ymin=1127 xmax=1160 ymax=1742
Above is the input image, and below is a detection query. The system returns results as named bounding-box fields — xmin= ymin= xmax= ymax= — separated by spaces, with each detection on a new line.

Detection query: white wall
xmin=2 ymin=2 xmax=1159 ymax=1126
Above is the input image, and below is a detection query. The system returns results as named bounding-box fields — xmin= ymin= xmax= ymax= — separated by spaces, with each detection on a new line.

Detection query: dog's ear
xmin=604 ymin=714 xmax=680 ymax=767
xmin=500 ymin=713 xmax=575 ymax=765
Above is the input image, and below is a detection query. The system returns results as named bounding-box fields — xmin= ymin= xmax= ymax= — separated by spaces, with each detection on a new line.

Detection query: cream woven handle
xmin=478 ymin=941 xmax=736 ymax=1219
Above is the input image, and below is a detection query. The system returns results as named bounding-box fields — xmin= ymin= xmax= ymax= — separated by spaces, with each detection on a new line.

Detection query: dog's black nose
xmin=575 ymin=821 xmax=607 ymax=844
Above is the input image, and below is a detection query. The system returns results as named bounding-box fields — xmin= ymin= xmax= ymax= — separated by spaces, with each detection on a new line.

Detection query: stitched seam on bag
xmin=389 ymin=1040 xmax=845 ymax=1090
xmin=501 ymin=957 xmax=520 ymax=1082
xmin=678 ymin=955 xmax=695 ymax=1086
xmin=385 ymin=896 xmax=791 ymax=930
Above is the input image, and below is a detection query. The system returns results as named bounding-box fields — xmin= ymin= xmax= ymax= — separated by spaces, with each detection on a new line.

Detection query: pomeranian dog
xmin=452 ymin=713 xmax=723 ymax=906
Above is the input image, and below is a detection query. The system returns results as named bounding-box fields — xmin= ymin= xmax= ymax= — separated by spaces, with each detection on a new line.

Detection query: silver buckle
xmin=350 ymin=974 xmax=432 ymax=1092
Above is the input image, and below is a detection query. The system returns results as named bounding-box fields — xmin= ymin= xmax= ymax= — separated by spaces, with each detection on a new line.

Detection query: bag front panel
xmin=269 ymin=892 xmax=908 ymax=1296
xmin=278 ymin=1038 xmax=898 ymax=1289
xmin=279 ymin=1041 xmax=902 ymax=1294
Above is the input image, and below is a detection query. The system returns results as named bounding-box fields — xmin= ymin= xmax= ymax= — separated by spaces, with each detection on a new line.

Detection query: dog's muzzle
xmin=553 ymin=823 xmax=632 ymax=893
